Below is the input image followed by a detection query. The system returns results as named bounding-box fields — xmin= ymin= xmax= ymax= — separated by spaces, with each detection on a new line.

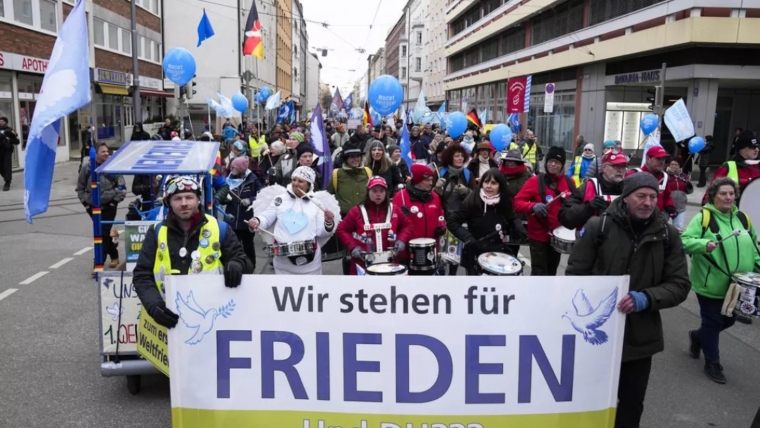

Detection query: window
xmin=151 ymin=0 xmax=159 ymax=15
xmin=416 ymin=31 xmax=422 ymax=45
xmin=415 ymin=57 xmax=421 ymax=72
xmin=94 ymin=19 xmax=105 ymax=46
xmin=531 ymin=0 xmax=584 ymax=45
xmin=0 ymin=1 xmax=4 ymax=17
xmin=122 ymin=28 xmax=131 ymax=54
xmin=589 ymin=0 xmax=664 ymax=25
xmin=14 ymin=0 xmax=32 ymax=25
xmin=154 ymin=43 xmax=160 ymax=63
xmin=39 ymin=0 xmax=55 ymax=31
xmin=401 ymin=45 xmax=407 ymax=57
xmin=108 ymin=25 xmax=118 ymax=50
xmin=401 ymin=67 xmax=407 ymax=79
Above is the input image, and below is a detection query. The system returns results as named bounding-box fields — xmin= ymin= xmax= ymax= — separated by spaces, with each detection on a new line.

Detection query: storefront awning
xmin=139 ymin=89 xmax=173 ymax=98
xmin=97 ymin=83 xmax=129 ymax=96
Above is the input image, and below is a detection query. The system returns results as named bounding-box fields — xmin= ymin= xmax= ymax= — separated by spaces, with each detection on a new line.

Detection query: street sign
xmin=544 ymin=83 xmax=555 ymax=113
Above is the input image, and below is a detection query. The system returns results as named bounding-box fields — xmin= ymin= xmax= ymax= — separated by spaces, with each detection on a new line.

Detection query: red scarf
xmin=499 ymin=164 xmax=527 ymax=176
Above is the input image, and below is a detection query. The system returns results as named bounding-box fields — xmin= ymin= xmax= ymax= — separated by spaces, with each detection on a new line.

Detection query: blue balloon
xmin=489 ymin=124 xmax=513 ymax=151
xmin=368 ymin=75 xmax=403 ymax=116
xmin=688 ymin=136 xmax=706 ymax=154
xmin=162 ymin=48 xmax=196 ymax=86
xmin=446 ymin=112 xmax=468 ymax=139
xmin=232 ymin=92 xmax=248 ymax=114
xmin=640 ymin=114 xmax=659 ymax=135
xmin=260 ymin=87 xmax=271 ymax=100
xmin=254 ymin=93 xmax=262 ymax=104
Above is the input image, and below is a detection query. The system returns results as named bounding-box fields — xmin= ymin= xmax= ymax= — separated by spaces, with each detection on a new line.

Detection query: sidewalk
xmin=0 ymin=160 xmax=83 ymax=208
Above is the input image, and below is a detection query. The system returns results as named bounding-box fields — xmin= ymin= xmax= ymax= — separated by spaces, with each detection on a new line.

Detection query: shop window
xmin=122 ymin=28 xmax=131 ymax=54
xmin=108 ymin=24 xmax=118 ymax=50
xmin=39 ymin=0 xmax=55 ymax=32
xmin=13 ymin=0 xmax=32 ymax=25
xmin=94 ymin=19 xmax=105 ymax=46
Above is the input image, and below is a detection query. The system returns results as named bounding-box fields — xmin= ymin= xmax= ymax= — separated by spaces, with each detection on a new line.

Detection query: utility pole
xmin=130 ymin=0 xmax=141 ymax=123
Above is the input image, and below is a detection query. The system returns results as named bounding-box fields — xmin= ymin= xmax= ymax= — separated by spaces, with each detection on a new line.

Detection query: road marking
xmin=74 ymin=247 xmax=92 ymax=255
xmin=49 ymin=257 xmax=74 ymax=269
xmin=0 ymin=289 xmax=18 ymax=302
xmin=19 ymin=271 xmax=49 ymax=285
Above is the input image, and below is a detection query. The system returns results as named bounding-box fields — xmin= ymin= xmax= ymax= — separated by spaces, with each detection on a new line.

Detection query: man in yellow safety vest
xmin=522 ymin=129 xmax=543 ymax=173
xmin=132 ymin=176 xmax=254 ymax=328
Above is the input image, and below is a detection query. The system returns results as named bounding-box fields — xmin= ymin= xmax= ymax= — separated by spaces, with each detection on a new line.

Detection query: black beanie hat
xmin=545 ymin=146 xmax=566 ymax=169
xmin=735 ymin=130 xmax=759 ymax=152
xmin=296 ymin=143 xmax=314 ymax=159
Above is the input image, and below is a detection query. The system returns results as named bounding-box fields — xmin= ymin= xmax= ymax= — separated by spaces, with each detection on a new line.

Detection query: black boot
xmin=704 ymin=362 xmax=726 ymax=384
xmin=688 ymin=330 xmax=701 ymax=359
xmin=2 ymin=182 xmax=9 ymax=191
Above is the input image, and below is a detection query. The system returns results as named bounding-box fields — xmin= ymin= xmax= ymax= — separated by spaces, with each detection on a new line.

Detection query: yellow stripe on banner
xmin=91 ymin=183 xmax=98 ymax=188
xmin=171 ymin=408 xmax=616 ymax=428
xmin=92 ymin=209 xmax=102 ymax=215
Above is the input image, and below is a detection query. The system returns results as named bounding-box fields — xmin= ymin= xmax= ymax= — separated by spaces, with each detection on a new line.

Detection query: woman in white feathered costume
xmin=247 ymin=166 xmax=340 ymax=275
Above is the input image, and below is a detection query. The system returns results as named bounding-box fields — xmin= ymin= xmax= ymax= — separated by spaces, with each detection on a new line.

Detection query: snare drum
xmin=366 ymin=263 xmax=408 ymax=276
xmin=550 ymin=226 xmax=576 ymax=254
xmin=364 ymin=250 xmax=394 ymax=266
xmin=732 ymin=272 xmax=760 ymax=318
xmin=477 ymin=252 xmax=523 ymax=276
xmin=409 ymin=238 xmax=437 ymax=273
xmin=264 ymin=240 xmax=316 ymax=257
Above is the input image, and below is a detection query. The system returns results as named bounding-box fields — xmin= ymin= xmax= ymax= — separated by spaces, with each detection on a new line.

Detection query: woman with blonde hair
xmin=365 ymin=139 xmax=403 ymax=195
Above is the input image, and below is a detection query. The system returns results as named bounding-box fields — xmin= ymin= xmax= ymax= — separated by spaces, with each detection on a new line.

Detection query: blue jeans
xmin=672 ymin=211 xmax=686 ymax=229
xmin=697 ymin=293 xmax=736 ymax=363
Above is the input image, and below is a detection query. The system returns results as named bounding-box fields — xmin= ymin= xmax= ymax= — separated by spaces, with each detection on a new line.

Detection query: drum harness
xmin=360 ymin=203 xmax=394 ymax=254
xmin=696 ymin=209 xmax=754 ymax=281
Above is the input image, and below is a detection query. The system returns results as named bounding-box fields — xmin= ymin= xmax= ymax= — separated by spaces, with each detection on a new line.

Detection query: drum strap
xmin=360 ymin=204 xmax=393 ymax=253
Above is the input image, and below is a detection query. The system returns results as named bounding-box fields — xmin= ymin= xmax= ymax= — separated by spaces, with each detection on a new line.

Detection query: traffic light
xmin=179 ymin=85 xmax=187 ymax=99
xmin=646 ymin=86 xmax=661 ymax=111
xmin=184 ymin=75 xmax=197 ymax=100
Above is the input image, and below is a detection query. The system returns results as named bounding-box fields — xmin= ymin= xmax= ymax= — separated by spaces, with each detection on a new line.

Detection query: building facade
xmin=425 ymin=0 xmax=447 ymax=108
xmin=385 ymin=13 xmax=405 ymax=84
xmin=276 ymin=0 xmax=292 ymax=99
xmin=367 ymin=47 xmax=385 ymax=94
xmin=291 ymin=0 xmax=305 ymax=112
xmin=444 ymin=0 xmax=760 ymax=160
xmin=404 ymin=0 xmax=427 ymax=110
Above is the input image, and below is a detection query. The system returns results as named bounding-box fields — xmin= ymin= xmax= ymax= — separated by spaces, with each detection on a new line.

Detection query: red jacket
xmin=514 ymin=174 xmax=573 ymax=243
xmin=706 ymin=158 xmax=760 ymax=204
xmin=336 ymin=201 xmax=413 ymax=275
xmin=392 ymin=188 xmax=446 ymax=263
xmin=625 ymin=167 xmax=675 ymax=213
xmin=665 ymin=172 xmax=691 ymax=193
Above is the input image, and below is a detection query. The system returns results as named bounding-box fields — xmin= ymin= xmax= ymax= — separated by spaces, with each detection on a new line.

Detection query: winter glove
xmin=149 ymin=302 xmax=179 ymax=329
xmin=240 ymin=198 xmax=251 ymax=207
xmin=351 ymin=247 xmax=363 ymax=260
xmin=393 ymin=240 xmax=406 ymax=253
xmin=224 ymin=260 xmax=244 ymax=288
xmin=588 ymin=196 xmax=609 ymax=212
xmin=665 ymin=206 xmax=678 ymax=219
xmin=434 ymin=226 xmax=447 ymax=237
xmin=532 ymin=203 xmax=548 ymax=217
xmin=435 ymin=178 xmax=447 ymax=190
xmin=628 ymin=291 xmax=650 ymax=312
xmin=453 ymin=184 xmax=469 ymax=196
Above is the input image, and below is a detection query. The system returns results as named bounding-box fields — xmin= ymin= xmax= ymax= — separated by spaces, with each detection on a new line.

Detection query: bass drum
xmin=739 ymin=178 xmax=760 ymax=230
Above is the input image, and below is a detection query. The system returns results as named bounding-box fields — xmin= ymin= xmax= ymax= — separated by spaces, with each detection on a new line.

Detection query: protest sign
xmin=138 ymin=306 xmax=170 ymax=376
xmin=166 ymin=275 xmax=629 ymax=428
xmin=99 ymin=272 xmax=140 ymax=355
xmin=125 ymin=221 xmax=155 ymax=271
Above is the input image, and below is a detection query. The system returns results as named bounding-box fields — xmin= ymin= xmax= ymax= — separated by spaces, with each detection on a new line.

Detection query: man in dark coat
xmin=130 ymin=123 xmax=151 ymax=141
xmin=567 ymin=173 xmax=690 ymax=428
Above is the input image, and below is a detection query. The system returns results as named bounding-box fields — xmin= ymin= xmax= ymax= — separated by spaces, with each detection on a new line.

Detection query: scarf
xmin=499 ymin=164 xmax=527 ymax=176
xmin=480 ymin=189 xmax=500 ymax=214
xmin=582 ymin=153 xmax=595 ymax=160
xmin=226 ymin=170 xmax=250 ymax=191
xmin=407 ymin=184 xmax=433 ymax=202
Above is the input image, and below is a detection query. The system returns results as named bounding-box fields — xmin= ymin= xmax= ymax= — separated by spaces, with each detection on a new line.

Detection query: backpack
xmin=699 ymin=208 xmax=751 ymax=238
xmin=332 ymin=167 xmax=372 ymax=191
xmin=439 ymin=166 xmax=471 ymax=185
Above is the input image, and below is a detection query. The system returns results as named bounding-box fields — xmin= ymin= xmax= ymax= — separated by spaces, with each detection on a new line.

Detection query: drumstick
xmin=716 ymin=229 xmax=743 ymax=245
xmin=304 ymin=192 xmax=326 ymax=212
xmin=529 ymin=191 xmax=568 ymax=216
xmin=256 ymin=227 xmax=287 ymax=243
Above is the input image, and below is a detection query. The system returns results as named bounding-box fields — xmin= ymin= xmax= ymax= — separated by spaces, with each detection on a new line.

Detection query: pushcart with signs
xmin=91 ymin=140 xmax=220 ymax=394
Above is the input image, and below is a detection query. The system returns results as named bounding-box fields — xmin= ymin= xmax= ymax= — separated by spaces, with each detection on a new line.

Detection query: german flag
xmin=209 ymin=151 xmax=223 ymax=176
xmin=242 ymin=0 xmax=263 ymax=59
xmin=466 ymin=109 xmax=482 ymax=129
xmin=363 ymin=100 xmax=372 ymax=127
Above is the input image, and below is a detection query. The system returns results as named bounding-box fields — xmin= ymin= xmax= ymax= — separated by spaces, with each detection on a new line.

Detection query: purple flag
xmin=309 ymin=104 xmax=332 ymax=190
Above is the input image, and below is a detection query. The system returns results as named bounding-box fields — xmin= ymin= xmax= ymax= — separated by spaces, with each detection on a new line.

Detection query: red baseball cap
xmin=602 ymin=150 xmax=628 ymax=166
xmin=646 ymin=145 xmax=669 ymax=159
xmin=367 ymin=176 xmax=388 ymax=189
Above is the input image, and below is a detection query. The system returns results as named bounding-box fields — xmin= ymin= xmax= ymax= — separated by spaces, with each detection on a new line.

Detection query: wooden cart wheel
xmin=126 ymin=375 xmax=141 ymax=395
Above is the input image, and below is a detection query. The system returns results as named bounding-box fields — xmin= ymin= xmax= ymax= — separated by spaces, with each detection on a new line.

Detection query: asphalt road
xmin=1 ymin=162 xmax=759 ymax=428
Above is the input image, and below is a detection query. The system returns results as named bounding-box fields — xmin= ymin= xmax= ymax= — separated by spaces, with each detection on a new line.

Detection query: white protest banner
xmin=167 ymin=275 xmax=629 ymax=428
xmin=347 ymin=118 xmax=362 ymax=130
xmin=99 ymin=272 xmax=141 ymax=355
xmin=663 ymin=99 xmax=695 ymax=142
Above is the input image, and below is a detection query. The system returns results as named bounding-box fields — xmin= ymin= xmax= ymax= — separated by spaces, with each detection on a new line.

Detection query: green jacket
xmin=326 ymin=165 xmax=371 ymax=216
xmin=566 ymin=198 xmax=690 ymax=362
xmin=681 ymin=204 xmax=760 ymax=299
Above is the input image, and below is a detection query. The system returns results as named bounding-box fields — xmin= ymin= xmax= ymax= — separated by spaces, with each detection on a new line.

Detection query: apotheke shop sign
xmin=0 ymin=51 xmax=49 ymax=74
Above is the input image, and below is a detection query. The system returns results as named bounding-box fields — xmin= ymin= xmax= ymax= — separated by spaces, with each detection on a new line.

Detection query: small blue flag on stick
xmin=197 ymin=9 xmax=215 ymax=47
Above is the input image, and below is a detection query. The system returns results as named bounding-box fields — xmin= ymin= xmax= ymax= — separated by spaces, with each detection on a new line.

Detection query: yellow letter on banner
xmin=137 ymin=306 xmax=170 ymax=376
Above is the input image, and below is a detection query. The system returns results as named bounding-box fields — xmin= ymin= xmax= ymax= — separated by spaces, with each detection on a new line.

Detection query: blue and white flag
xmin=399 ymin=113 xmax=414 ymax=167
xmin=289 ymin=101 xmax=296 ymax=123
xmin=24 ymin=0 xmax=91 ymax=223
xmin=478 ymin=109 xmax=487 ymax=128
xmin=265 ymin=91 xmax=281 ymax=111
xmin=197 ymin=9 xmax=215 ymax=47
xmin=277 ymin=101 xmax=292 ymax=123
xmin=343 ymin=93 xmax=353 ymax=112
xmin=309 ymin=104 xmax=332 ymax=190
xmin=436 ymin=101 xmax=447 ymax=128
xmin=508 ymin=112 xmax=521 ymax=133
